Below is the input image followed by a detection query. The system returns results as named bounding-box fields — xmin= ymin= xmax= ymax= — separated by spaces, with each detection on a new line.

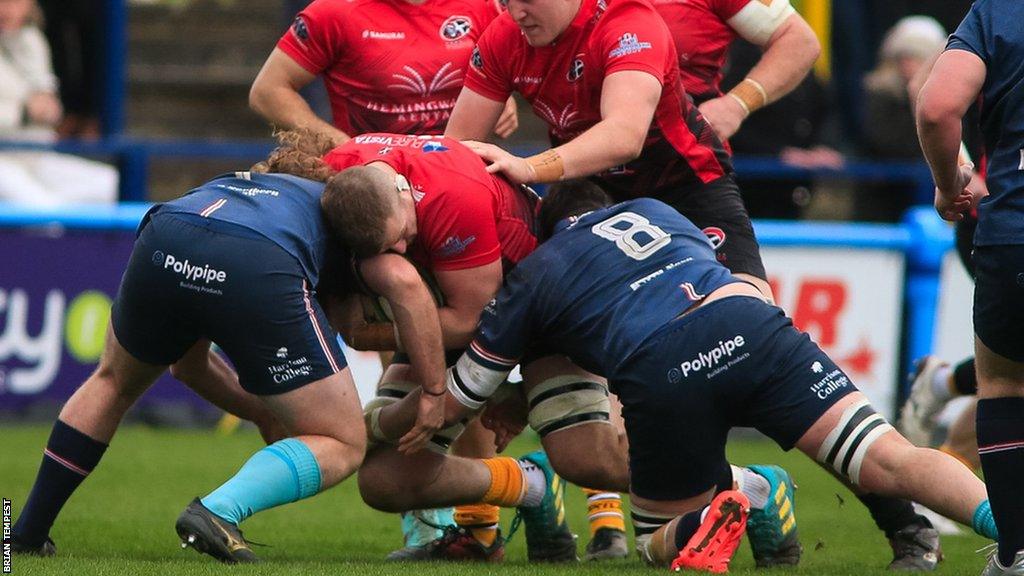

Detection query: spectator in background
xmin=863 ymin=16 xmax=947 ymax=160
xmin=855 ymin=16 xmax=947 ymax=221
xmin=0 ymin=0 xmax=117 ymax=205
xmin=37 ymin=0 xmax=103 ymax=139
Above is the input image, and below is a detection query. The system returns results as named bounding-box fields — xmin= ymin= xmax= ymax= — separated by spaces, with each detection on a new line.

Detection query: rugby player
xmin=440 ymin=181 xmax=998 ymax=572
xmin=326 ymin=163 xmax=803 ymax=567
xmin=916 ymin=1 xmax=1024 ymax=573
xmin=249 ymin=0 xmax=522 ymax=555
xmin=316 ymin=131 xmax=595 ymax=561
xmin=654 ymin=0 xmax=820 ymax=141
xmin=444 ymin=0 xmax=938 ymax=566
xmin=250 ymin=0 xmax=516 ymax=143
xmin=11 ymin=150 xmax=448 ymax=563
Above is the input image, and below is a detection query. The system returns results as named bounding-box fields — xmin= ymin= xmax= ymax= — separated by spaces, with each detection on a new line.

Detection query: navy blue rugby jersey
xmin=948 ymin=0 xmax=1024 ymax=245
xmin=457 ymin=198 xmax=739 ymax=392
xmin=151 ymin=172 xmax=330 ymax=285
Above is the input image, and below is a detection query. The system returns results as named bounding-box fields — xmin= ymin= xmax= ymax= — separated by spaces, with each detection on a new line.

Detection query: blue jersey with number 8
xmin=468 ymin=198 xmax=737 ymax=379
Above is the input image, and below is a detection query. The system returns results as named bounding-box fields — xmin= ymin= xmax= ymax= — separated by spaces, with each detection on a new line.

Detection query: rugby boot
xmin=982 ymin=549 xmax=1024 ymax=576
xmin=386 ymin=508 xmax=457 ymax=561
xmin=671 ymin=490 xmax=749 ymax=574
xmin=11 ymin=536 xmax=56 ymax=557
xmin=887 ymin=521 xmax=942 ymax=571
xmin=746 ymin=464 xmax=802 ymax=567
xmin=583 ymin=527 xmax=629 ymax=561
xmin=175 ymin=498 xmax=259 ymax=563
xmin=898 ymin=357 xmax=948 ymax=447
xmin=515 ymin=450 xmax=578 ymax=562
xmin=418 ymin=525 xmax=505 ymax=561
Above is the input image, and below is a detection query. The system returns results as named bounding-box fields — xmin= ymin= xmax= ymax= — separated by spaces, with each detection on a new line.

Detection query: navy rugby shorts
xmin=111 ymin=212 xmax=346 ymax=395
xmin=613 ymin=295 xmax=855 ymax=500
xmin=973 ymin=245 xmax=1024 ymax=362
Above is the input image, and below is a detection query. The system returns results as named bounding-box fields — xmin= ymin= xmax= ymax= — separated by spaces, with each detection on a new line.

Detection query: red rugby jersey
xmin=277 ymin=0 xmax=499 ymax=135
xmin=651 ymin=0 xmax=748 ymax=104
xmin=322 ymin=134 xmax=537 ymax=272
xmin=464 ymin=0 xmax=731 ymax=199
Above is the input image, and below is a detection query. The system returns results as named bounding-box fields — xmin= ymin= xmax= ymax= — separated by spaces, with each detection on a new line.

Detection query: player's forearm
xmin=438 ymin=306 xmax=480 ymax=350
xmin=384 ymin=287 xmax=447 ymax=395
xmin=551 ymin=118 xmax=646 ymax=181
xmin=743 ymin=17 xmax=820 ymax=106
xmin=917 ymin=111 xmax=964 ymax=196
xmin=249 ymin=85 xmax=350 ymax=144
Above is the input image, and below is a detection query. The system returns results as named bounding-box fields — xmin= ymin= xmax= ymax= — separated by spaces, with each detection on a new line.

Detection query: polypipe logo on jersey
xmin=155 ymin=252 xmax=227 ymax=284
xmin=674 ymin=335 xmax=746 ymax=378
xmin=440 ymin=16 xmax=472 ymax=41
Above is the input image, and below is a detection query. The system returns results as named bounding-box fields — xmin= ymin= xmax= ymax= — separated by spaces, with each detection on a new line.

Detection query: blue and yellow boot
xmin=746 ymin=464 xmax=802 ymax=567
xmin=513 ymin=450 xmax=578 ymax=562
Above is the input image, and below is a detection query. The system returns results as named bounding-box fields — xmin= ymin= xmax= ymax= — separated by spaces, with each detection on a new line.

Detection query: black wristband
xmin=423 ymin=388 xmax=446 ymax=397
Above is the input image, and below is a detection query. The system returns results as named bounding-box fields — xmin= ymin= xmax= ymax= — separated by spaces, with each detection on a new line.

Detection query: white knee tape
xmin=526 ymin=376 xmax=610 ymax=437
xmin=816 ymin=398 xmax=893 ymax=485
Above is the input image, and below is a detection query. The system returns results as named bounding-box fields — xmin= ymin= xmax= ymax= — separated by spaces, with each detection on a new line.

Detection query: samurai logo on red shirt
xmin=440 ymin=16 xmax=473 ymax=41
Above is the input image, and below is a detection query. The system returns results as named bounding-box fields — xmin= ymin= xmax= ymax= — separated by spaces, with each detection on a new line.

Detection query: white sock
xmin=931 ymin=364 xmax=953 ymax=401
xmin=731 ymin=465 xmax=770 ymax=510
xmin=518 ymin=460 xmax=546 ymax=507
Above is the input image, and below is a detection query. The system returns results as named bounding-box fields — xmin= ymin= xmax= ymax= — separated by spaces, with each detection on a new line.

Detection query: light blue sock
xmin=201 ymin=438 xmax=322 ymax=526
xmin=973 ymin=500 xmax=999 ymax=540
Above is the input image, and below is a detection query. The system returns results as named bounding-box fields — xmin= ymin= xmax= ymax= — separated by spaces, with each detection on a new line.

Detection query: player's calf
xmin=798 ymin=393 xmax=997 ymax=542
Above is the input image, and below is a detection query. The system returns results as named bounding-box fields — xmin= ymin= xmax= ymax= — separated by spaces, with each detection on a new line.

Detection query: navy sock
xmin=12 ymin=420 xmax=108 ymax=546
xmin=673 ymin=508 xmax=705 ymax=551
xmin=953 ymin=358 xmax=977 ymax=396
xmin=857 ymin=493 xmax=929 ymax=539
xmin=977 ymin=397 xmax=1024 ymax=566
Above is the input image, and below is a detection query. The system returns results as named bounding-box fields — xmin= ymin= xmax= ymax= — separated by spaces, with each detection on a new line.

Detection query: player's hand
xmin=697 ymin=95 xmax=746 ymax=141
xmin=480 ymin=391 xmax=528 ymax=452
xmin=398 ymin=389 xmax=446 ymax=454
xmin=493 ymin=97 xmax=519 ymax=139
xmin=462 ymin=140 xmax=534 ymax=184
xmin=25 ymin=92 xmax=62 ymax=126
xmin=934 ymin=164 xmax=977 ymax=222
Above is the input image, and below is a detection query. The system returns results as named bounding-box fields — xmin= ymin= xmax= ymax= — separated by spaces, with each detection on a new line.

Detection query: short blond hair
xmin=321 ymin=166 xmax=399 ymax=256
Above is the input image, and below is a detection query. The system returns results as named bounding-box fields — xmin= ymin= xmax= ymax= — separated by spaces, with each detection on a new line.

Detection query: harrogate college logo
xmin=440 ymin=15 xmax=472 ymax=41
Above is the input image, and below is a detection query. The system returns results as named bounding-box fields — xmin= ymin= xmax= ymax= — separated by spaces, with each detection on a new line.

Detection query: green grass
xmin=0 ymin=425 xmax=988 ymax=575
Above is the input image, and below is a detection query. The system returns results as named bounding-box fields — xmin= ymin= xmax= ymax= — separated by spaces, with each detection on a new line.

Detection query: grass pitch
xmin=1 ymin=424 xmax=988 ymax=575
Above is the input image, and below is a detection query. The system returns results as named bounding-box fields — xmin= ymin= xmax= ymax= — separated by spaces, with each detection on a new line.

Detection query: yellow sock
xmin=481 ymin=457 xmax=526 ymax=507
xmin=583 ymin=488 xmax=626 ymax=536
xmin=939 ymin=444 xmax=980 ymax=474
xmin=455 ymin=503 xmax=501 ymax=546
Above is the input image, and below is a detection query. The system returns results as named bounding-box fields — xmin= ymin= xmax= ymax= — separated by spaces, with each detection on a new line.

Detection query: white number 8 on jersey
xmin=591 ymin=212 xmax=670 ymax=260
